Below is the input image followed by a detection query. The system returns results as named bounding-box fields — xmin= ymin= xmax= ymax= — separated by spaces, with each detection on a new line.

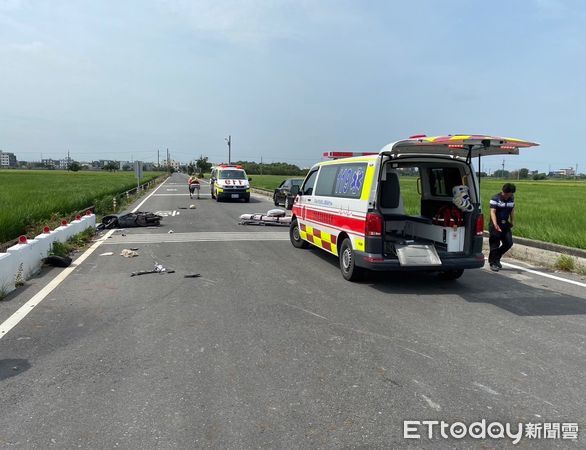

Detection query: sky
xmin=1 ymin=0 xmax=585 ymax=173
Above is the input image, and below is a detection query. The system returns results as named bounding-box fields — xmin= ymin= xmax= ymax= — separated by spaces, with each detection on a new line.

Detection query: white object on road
xmin=99 ymin=252 xmax=114 ymax=256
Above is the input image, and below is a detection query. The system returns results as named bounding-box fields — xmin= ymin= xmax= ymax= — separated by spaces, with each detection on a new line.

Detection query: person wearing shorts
xmin=188 ymin=175 xmax=201 ymax=199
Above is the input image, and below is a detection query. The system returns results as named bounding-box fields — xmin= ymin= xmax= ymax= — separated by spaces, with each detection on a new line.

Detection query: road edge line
xmin=0 ymin=230 xmax=115 ymax=340
xmin=0 ymin=178 xmax=170 ymax=338
xmin=132 ymin=177 xmax=169 ymax=212
xmin=501 ymin=262 xmax=586 ymax=288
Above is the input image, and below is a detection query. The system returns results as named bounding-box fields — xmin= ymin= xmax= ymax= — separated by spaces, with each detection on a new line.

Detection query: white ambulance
xmin=289 ymin=135 xmax=538 ymax=281
xmin=210 ymin=164 xmax=251 ymax=202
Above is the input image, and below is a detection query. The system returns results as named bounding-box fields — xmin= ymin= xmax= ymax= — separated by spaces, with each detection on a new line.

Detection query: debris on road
xmin=168 ymin=230 xmax=174 ymax=234
xmin=189 ymin=204 xmax=196 ymax=209
xmin=120 ymin=249 xmax=139 ymax=258
xmin=239 ymin=209 xmax=292 ymax=226
xmin=130 ymin=262 xmax=175 ymax=277
xmin=99 ymin=252 xmax=114 ymax=256
xmin=44 ymin=255 xmax=72 ymax=267
xmin=184 ymin=274 xmax=201 ymax=278
xmin=97 ymin=212 xmax=162 ymax=230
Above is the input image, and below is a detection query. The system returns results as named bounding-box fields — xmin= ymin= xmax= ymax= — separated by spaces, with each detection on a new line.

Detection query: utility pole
xmin=157 ymin=149 xmax=160 ymax=169
xmin=260 ymin=155 xmax=263 ymax=175
xmin=225 ymin=135 xmax=231 ymax=164
xmin=167 ymin=148 xmax=170 ymax=175
xmin=67 ymin=149 xmax=70 ymax=170
xmin=501 ymin=159 xmax=505 ymax=178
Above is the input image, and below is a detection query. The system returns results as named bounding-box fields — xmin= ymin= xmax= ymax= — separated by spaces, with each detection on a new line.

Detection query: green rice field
xmin=0 ymin=170 xmax=162 ymax=243
xmin=251 ymin=174 xmax=586 ymax=250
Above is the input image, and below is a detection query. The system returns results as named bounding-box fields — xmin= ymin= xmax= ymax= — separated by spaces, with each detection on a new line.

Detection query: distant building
xmin=0 ymin=150 xmax=17 ymax=168
xmin=166 ymin=160 xmax=181 ymax=171
xmin=58 ymin=157 xmax=72 ymax=170
xmin=556 ymin=168 xmax=576 ymax=177
xmin=42 ymin=158 xmax=58 ymax=169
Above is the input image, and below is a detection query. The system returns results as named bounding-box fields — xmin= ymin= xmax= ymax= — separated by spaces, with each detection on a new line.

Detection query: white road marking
xmin=0 ymin=230 xmax=115 ymax=340
xmin=0 ymin=179 xmax=169 ymax=339
xmin=154 ymin=210 xmax=180 ymax=217
xmin=501 ymin=262 xmax=586 ymax=288
xmin=132 ymin=178 xmax=170 ymax=212
xmin=103 ymin=231 xmax=289 ymax=244
xmin=153 ymin=194 xmax=212 ymax=197
xmin=166 ymin=188 xmax=178 ymax=191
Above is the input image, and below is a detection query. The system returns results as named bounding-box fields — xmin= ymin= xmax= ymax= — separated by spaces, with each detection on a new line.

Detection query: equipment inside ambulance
xmin=289 ymin=135 xmax=538 ymax=281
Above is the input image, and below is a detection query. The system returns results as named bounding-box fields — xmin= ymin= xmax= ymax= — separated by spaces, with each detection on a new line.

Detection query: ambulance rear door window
xmin=428 ymin=167 xmax=462 ymax=197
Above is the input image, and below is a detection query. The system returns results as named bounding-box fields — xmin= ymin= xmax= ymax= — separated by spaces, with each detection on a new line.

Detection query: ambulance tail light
xmin=365 ymin=213 xmax=383 ymax=237
xmin=475 ymin=213 xmax=484 ymax=236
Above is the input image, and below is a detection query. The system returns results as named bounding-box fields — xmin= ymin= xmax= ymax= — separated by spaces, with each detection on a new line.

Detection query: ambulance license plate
xmin=231 ymin=194 xmax=239 ymax=198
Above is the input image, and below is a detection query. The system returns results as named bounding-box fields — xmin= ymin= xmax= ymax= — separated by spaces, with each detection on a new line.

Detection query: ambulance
xmin=210 ymin=164 xmax=251 ymax=202
xmin=289 ymin=135 xmax=538 ymax=281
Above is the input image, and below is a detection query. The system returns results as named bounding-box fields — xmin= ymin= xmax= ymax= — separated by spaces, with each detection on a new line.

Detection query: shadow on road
xmin=0 ymin=359 xmax=31 ymax=381
xmin=306 ymin=247 xmax=586 ymax=317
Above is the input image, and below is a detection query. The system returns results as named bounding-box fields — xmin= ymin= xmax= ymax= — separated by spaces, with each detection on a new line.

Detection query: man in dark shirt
xmin=488 ymin=183 xmax=516 ymax=271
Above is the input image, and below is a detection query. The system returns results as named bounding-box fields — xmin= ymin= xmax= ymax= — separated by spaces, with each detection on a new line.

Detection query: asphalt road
xmin=1 ymin=173 xmax=585 ymax=449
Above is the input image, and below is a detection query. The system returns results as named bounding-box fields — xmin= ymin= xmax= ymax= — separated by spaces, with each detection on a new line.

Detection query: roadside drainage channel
xmin=0 ymin=214 xmax=97 ymax=296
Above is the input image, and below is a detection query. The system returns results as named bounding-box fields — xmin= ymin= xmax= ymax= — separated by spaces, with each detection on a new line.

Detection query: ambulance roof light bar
xmin=323 ymin=151 xmax=378 ymax=160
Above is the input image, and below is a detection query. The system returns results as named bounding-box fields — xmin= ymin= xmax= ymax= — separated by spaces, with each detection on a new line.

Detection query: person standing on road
xmin=488 ymin=183 xmax=516 ymax=272
xmin=188 ymin=175 xmax=201 ymax=199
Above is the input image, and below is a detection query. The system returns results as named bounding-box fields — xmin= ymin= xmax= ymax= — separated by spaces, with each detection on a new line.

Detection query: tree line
xmin=230 ymin=161 xmax=306 ymax=176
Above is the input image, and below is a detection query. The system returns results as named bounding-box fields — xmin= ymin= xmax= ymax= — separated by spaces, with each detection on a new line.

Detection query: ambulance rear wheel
xmin=290 ymin=219 xmax=308 ymax=249
xmin=339 ymin=238 xmax=365 ymax=282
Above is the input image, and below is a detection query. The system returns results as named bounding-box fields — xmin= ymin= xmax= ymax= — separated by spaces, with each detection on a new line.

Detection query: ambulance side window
xmin=302 ymin=169 xmax=318 ymax=195
xmin=314 ymin=165 xmax=338 ymax=196
xmin=314 ymin=163 xmax=367 ymax=198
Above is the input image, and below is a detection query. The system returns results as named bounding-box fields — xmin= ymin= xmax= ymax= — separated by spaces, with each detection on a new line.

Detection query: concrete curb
xmin=0 ymin=214 xmax=96 ymax=296
xmin=483 ymin=238 xmax=586 ymax=275
xmin=483 ymin=232 xmax=586 ymax=259
xmin=251 ymin=187 xmax=274 ymax=199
